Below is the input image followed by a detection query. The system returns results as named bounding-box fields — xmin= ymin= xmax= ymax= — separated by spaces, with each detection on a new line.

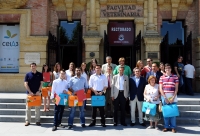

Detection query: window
xmin=161 ymin=21 xmax=184 ymax=45
xmin=59 ymin=21 xmax=81 ymax=45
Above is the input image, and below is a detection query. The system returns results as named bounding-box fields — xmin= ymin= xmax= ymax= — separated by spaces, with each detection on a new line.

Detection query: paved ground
xmin=0 ymin=123 xmax=199 ymax=136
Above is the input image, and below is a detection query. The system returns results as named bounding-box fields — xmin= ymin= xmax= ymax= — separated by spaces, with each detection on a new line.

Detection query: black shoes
xmin=88 ymin=123 xmax=95 ymax=127
xmin=82 ymin=124 xmax=86 ymax=128
xmin=121 ymin=123 xmax=127 ymax=126
xmin=101 ymin=124 xmax=106 ymax=127
xmin=130 ymin=123 xmax=135 ymax=126
xmin=113 ymin=123 xmax=118 ymax=126
xmin=36 ymin=122 xmax=41 ymax=126
xmin=57 ymin=124 xmax=65 ymax=128
xmin=67 ymin=125 xmax=73 ymax=129
xmin=140 ymin=123 xmax=146 ymax=127
xmin=52 ymin=126 xmax=57 ymax=131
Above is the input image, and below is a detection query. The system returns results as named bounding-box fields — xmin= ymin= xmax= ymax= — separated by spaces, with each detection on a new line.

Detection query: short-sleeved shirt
xmin=113 ymin=65 xmax=132 ymax=77
xmin=68 ymin=76 xmax=88 ymax=92
xmin=184 ymin=64 xmax=195 ymax=78
xmin=174 ymin=62 xmax=184 ymax=75
xmin=159 ymin=74 xmax=179 ymax=93
xmin=89 ymin=73 xmax=108 ymax=91
xmin=24 ymin=71 xmax=43 ymax=94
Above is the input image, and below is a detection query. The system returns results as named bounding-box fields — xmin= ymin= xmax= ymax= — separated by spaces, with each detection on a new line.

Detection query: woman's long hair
xmin=42 ymin=63 xmax=50 ymax=73
xmin=54 ymin=62 xmax=62 ymax=73
xmin=89 ymin=58 xmax=98 ymax=72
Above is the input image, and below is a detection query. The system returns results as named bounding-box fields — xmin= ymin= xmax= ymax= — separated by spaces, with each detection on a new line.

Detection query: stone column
xmin=145 ymin=0 xmax=158 ymax=36
xmin=143 ymin=37 xmax=162 ymax=62
xmin=88 ymin=0 xmax=97 ymax=31
xmin=143 ymin=0 xmax=161 ymax=62
xmin=83 ymin=0 xmax=101 ymax=63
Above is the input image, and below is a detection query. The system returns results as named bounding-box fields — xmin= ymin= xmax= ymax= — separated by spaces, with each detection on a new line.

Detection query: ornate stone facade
xmin=1 ymin=0 xmax=200 ymax=92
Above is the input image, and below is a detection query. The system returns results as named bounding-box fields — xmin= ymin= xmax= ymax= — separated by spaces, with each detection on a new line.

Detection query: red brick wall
xmin=0 ymin=14 xmax=21 ymax=23
xmin=23 ymin=0 xmax=48 ymax=36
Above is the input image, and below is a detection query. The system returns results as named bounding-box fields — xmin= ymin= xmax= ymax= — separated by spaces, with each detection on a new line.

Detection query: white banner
xmin=0 ymin=25 xmax=19 ymax=72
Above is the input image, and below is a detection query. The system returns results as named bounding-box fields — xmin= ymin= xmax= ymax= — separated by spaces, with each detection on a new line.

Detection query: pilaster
xmin=83 ymin=36 xmax=102 ymax=63
xmin=143 ymin=37 xmax=162 ymax=62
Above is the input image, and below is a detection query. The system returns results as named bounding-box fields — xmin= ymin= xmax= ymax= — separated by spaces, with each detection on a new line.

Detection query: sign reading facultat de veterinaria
xmin=100 ymin=5 xmax=143 ymax=18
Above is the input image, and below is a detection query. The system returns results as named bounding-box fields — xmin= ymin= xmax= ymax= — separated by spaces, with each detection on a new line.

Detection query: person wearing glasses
xmin=159 ymin=63 xmax=179 ymax=133
xmin=174 ymin=56 xmax=185 ymax=94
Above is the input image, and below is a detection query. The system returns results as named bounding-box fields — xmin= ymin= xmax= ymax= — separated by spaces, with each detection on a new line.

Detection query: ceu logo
xmin=118 ymin=34 xmax=124 ymax=41
xmin=4 ymin=30 xmax=17 ymax=39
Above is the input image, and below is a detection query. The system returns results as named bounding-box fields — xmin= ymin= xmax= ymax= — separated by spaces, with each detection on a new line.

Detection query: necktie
xmin=108 ymin=74 xmax=110 ymax=88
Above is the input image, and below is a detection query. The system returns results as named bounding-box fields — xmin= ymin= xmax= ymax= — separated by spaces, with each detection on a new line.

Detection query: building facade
xmin=0 ymin=0 xmax=200 ymax=92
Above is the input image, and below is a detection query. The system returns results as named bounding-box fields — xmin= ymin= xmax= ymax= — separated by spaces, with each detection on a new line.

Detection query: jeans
xmin=185 ymin=78 xmax=194 ymax=94
xmin=178 ymin=75 xmax=185 ymax=93
xmin=54 ymin=104 xmax=65 ymax=126
xmin=161 ymin=97 xmax=176 ymax=129
xmin=68 ymin=105 xmax=85 ymax=125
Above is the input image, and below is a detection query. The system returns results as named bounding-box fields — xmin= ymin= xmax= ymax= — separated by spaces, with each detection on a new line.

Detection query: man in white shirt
xmin=102 ymin=56 xmax=117 ymax=74
xmin=89 ymin=64 xmax=108 ymax=127
xmin=184 ymin=60 xmax=195 ymax=95
xmin=51 ymin=69 xmax=68 ymax=131
xmin=111 ymin=66 xmax=129 ymax=126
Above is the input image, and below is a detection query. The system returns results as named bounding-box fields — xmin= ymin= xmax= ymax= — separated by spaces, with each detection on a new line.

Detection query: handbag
xmin=68 ymin=95 xmax=83 ymax=107
xmin=91 ymin=95 xmax=105 ymax=106
xmin=158 ymin=101 xmax=162 ymax=112
xmin=142 ymin=102 xmax=156 ymax=116
xmin=162 ymin=103 xmax=179 ymax=117
xmin=58 ymin=93 xmax=69 ymax=106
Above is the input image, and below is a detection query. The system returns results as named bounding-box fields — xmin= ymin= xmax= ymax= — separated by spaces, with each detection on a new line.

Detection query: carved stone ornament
xmin=0 ymin=0 xmax=28 ymax=9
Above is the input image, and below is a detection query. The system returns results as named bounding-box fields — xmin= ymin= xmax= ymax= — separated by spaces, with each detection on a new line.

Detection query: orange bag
xmin=86 ymin=89 xmax=91 ymax=98
xmin=68 ymin=95 xmax=83 ymax=107
xmin=42 ymin=87 xmax=51 ymax=97
xmin=27 ymin=95 xmax=41 ymax=107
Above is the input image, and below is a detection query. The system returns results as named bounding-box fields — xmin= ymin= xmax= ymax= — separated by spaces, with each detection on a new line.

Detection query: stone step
xmin=179 ymin=111 xmax=200 ymax=117
xmin=177 ymin=100 xmax=200 ymax=105
xmin=0 ymin=115 xmax=199 ymax=125
xmin=1 ymin=109 xmax=199 ymax=118
xmin=0 ymin=98 xmax=92 ymax=103
xmin=0 ymin=103 xmax=93 ymax=110
xmin=178 ymin=105 xmax=200 ymax=111
xmin=0 ymin=115 xmax=114 ymax=124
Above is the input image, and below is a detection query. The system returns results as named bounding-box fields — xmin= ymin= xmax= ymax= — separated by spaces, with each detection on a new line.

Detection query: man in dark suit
xmin=146 ymin=63 xmax=163 ymax=83
xmin=129 ymin=67 xmax=146 ymax=127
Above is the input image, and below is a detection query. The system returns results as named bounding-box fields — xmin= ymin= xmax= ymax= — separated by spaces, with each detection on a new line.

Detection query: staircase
xmin=0 ymin=93 xmax=199 ymax=125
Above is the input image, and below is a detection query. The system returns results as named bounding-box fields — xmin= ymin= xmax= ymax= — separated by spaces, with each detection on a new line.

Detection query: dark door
xmin=58 ymin=21 xmax=82 ymax=69
xmin=47 ymin=31 xmax=58 ymax=71
xmin=110 ymin=46 xmax=133 ymax=68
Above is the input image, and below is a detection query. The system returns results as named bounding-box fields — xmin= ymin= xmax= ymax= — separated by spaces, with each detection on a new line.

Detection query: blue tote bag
xmin=162 ymin=104 xmax=179 ymax=117
xmin=58 ymin=93 xmax=69 ymax=106
xmin=91 ymin=96 xmax=105 ymax=106
xmin=142 ymin=102 xmax=156 ymax=116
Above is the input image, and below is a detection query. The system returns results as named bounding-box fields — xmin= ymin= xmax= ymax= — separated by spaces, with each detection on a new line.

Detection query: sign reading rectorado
xmin=100 ymin=5 xmax=143 ymax=17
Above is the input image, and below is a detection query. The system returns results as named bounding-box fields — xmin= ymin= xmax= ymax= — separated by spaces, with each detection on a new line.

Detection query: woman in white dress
xmin=143 ymin=75 xmax=160 ymax=130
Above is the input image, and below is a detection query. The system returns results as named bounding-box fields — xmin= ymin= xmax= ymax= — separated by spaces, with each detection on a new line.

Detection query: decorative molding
xmin=0 ymin=0 xmax=28 ymax=9
xmin=158 ymin=0 xmax=193 ymax=21
xmin=99 ymin=0 xmax=144 ymax=4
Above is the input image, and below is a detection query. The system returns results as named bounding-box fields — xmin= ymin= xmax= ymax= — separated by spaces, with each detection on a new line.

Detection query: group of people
xmin=24 ymin=55 xmax=195 ymax=133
